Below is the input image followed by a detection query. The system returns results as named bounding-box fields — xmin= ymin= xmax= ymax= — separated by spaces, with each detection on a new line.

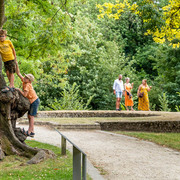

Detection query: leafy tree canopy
xmin=97 ymin=0 xmax=180 ymax=48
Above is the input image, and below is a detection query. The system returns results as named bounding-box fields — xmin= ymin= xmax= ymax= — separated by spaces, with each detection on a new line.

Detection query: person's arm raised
xmin=12 ymin=48 xmax=17 ymax=61
xmin=16 ymin=63 xmax=24 ymax=81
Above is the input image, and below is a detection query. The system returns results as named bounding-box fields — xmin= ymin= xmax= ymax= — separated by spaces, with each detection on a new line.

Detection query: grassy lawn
xmin=115 ymin=131 xmax=180 ymax=151
xmin=0 ymin=140 xmax=91 ymax=180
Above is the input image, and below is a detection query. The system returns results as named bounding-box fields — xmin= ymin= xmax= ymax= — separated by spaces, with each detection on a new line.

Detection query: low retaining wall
xmin=19 ymin=121 xmax=101 ymax=130
xmin=100 ymin=121 xmax=180 ymax=133
xmin=36 ymin=110 xmax=160 ymax=118
xmin=19 ymin=111 xmax=180 ymax=131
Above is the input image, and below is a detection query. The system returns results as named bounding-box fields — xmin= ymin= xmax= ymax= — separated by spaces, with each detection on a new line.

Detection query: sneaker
xmin=1 ymin=87 xmax=15 ymax=93
xmin=1 ymin=87 xmax=10 ymax=93
xmin=29 ymin=132 xmax=35 ymax=137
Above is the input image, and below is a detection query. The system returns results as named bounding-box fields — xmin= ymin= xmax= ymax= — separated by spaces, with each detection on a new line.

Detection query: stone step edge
xmin=99 ymin=120 xmax=180 ymax=133
xmin=20 ymin=110 xmax=164 ymax=119
xmin=18 ymin=121 xmax=101 ymax=130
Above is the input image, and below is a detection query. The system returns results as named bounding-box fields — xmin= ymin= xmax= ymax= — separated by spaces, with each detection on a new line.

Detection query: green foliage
xmin=158 ymin=92 xmax=171 ymax=112
xmin=133 ymin=44 xmax=158 ymax=78
xmin=176 ymin=106 xmax=180 ymax=112
xmin=134 ymin=0 xmax=165 ymax=31
xmin=66 ymin=11 xmax=136 ymax=109
xmin=175 ymin=92 xmax=180 ymax=112
xmin=152 ymin=45 xmax=180 ymax=110
xmin=132 ymin=42 xmax=180 ymax=111
xmin=49 ymin=83 xmax=94 ymax=110
xmin=3 ymin=0 xmax=73 ymax=110
xmin=34 ymin=55 xmax=68 ymax=110
xmin=1 ymin=0 xmax=178 ymax=111
xmin=5 ymin=0 xmax=72 ymax=60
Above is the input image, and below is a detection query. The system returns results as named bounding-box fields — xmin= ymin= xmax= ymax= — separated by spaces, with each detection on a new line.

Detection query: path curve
xmin=20 ymin=125 xmax=180 ymax=180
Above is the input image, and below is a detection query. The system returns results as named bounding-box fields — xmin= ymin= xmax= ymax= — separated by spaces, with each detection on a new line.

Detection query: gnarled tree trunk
xmin=0 ymin=67 xmax=55 ymax=163
xmin=0 ymin=0 xmax=55 ymax=163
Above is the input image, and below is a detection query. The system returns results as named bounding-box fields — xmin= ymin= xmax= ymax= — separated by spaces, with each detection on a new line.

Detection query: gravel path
xmin=20 ymin=125 xmax=180 ymax=180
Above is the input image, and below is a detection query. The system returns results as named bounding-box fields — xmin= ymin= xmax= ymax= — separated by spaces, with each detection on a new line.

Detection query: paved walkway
xmin=20 ymin=125 xmax=180 ymax=180
xmin=20 ymin=125 xmax=104 ymax=180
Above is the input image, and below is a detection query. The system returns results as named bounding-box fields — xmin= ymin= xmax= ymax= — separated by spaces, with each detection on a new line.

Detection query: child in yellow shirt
xmin=0 ymin=29 xmax=18 ymax=92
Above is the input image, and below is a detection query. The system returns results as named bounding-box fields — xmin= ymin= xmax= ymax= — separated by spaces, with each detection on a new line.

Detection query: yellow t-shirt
xmin=0 ymin=40 xmax=15 ymax=62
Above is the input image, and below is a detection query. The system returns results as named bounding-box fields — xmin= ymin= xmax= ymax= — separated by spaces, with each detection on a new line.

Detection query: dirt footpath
xmin=22 ymin=125 xmax=180 ymax=180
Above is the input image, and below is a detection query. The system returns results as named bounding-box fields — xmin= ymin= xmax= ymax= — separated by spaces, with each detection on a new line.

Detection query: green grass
xmin=115 ymin=131 xmax=180 ymax=151
xmin=0 ymin=140 xmax=72 ymax=180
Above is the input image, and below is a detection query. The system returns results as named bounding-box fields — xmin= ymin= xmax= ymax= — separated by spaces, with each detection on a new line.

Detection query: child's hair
xmin=0 ymin=29 xmax=7 ymax=36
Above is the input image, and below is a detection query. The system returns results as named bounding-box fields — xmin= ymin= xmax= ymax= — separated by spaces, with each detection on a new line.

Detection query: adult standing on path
xmin=137 ymin=79 xmax=152 ymax=111
xmin=124 ymin=77 xmax=134 ymax=111
xmin=113 ymin=74 xmax=124 ymax=111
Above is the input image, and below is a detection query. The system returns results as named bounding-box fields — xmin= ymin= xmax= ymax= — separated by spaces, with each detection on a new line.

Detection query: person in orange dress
xmin=124 ymin=77 xmax=134 ymax=111
xmin=137 ymin=79 xmax=152 ymax=111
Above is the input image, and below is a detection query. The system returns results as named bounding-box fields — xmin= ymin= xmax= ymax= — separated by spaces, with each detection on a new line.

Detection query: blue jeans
xmin=116 ymin=92 xmax=123 ymax=98
xmin=28 ymin=98 xmax=40 ymax=116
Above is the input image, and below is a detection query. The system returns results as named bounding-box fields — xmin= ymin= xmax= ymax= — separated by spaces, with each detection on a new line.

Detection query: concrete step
xmin=18 ymin=121 xmax=101 ymax=130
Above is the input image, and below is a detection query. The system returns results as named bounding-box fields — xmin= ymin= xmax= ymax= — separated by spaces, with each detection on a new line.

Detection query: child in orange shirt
xmin=0 ymin=29 xmax=18 ymax=92
xmin=16 ymin=65 xmax=40 ymax=137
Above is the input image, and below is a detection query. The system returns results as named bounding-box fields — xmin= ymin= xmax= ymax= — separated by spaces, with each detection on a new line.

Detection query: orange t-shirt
xmin=22 ymin=80 xmax=38 ymax=104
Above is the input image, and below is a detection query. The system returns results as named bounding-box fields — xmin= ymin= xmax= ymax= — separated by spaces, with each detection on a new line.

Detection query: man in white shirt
xmin=113 ymin=74 xmax=124 ymax=111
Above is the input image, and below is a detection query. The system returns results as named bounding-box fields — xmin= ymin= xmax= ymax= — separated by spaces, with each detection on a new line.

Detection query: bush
xmin=50 ymin=83 xmax=94 ymax=110
xmin=158 ymin=92 xmax=171 ymax=112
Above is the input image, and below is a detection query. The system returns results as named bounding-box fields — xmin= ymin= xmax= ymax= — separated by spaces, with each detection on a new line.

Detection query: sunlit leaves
xmin=96 ymin=0 xmax=136 ymax=20
xmin=144 ymin=0 xmax=180 ymax=48
xmin=97 ymin=0 xmax=180 ymax=48
xmin=5 ymin=0 xmax=73 ymax=59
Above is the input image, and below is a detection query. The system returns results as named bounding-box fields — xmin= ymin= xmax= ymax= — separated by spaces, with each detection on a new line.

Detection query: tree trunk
xmin=0 ymin=0 xmax=55 ymax=163
xmin=0 ymin=77 xmax=55 ymax=163
xmin=0 ymin=0 xmax=6 ymax=28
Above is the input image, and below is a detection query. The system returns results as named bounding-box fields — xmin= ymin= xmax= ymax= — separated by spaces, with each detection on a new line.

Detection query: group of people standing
xmin=113 ymin=74 xmax=152 ymax=111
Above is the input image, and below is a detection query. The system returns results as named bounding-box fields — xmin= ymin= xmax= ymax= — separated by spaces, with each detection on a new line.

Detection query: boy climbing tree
xmin=0 ymin=29 xmax=18 ymax=92
xmin=16 ymin=64 xmax=40 ymax=137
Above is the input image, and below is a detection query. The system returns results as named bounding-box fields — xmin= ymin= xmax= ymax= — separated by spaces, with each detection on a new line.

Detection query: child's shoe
xmin=1 ymin=87 xmax=10 ymax=93
xmin=29 ymin=132 xmax=35 ymax=137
